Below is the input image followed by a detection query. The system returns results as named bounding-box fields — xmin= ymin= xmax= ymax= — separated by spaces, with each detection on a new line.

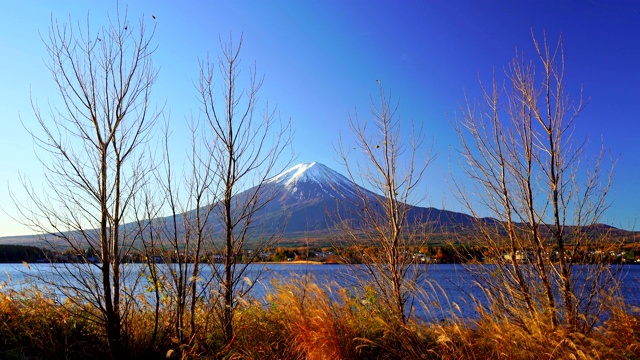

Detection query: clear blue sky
xmin=1 ymin=0 xmax=638 ymax=236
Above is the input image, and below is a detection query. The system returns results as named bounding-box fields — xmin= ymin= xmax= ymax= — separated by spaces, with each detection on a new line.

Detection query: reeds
xmin=1 ymin=274 xmax=638 ymax=359
xmin=0 ymin=285 xmax=102 ymax=360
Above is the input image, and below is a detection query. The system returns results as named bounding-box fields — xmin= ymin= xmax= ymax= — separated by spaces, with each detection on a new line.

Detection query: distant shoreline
xmin=261 ymin=260 xmax=327 ymax=265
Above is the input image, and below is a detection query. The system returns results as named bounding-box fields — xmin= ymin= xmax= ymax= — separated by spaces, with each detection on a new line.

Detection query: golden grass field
xmin=1 ymin=275 xmax=639 ymax=359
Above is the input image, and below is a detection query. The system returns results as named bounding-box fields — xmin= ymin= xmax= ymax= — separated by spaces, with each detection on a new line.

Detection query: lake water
xmin=2 ymin=263 xmax=639 ymax=321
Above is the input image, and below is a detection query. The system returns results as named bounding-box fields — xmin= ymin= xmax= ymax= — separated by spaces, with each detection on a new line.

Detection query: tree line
xmin=4 ymin=242 xmax=633 ymax=265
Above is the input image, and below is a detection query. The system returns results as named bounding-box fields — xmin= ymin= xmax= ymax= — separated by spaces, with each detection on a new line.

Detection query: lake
xmin=2 ymin=263 xmax=639 ymax=321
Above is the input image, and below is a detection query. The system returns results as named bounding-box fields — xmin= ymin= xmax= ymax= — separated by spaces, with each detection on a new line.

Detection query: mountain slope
xmin=230 ymin=162 xmax=478 ymax=238
xmin=2 ymin=162 xmax=634 ymax=246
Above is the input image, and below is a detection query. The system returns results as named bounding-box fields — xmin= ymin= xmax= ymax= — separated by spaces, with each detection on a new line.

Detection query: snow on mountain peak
xmin=268 ymin=162 xmax=348 ymax=188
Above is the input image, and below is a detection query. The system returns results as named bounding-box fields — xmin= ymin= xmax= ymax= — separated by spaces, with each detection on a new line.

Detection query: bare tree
xmin=197 ymin=34 xmax=292 ymax=342
xmin=131 ymin=177 xmax=165 ymax=351
xmin=128 ymin=116 xmax=219 ymax=350
xmin=158 ymin=118 xmax=218 ymax=344
xmin=454 ymin=32 xmax=616 ymax=332
xmin=14 ymin=11 xmax=159 ymax=358
xmin=336 ymin=83 xmax=434 ymax=327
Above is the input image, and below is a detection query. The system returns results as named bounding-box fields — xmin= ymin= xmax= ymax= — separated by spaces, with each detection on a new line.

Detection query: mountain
xmin=1 ymin=162 xmax=635 ymax=247
xmin=222 ymin=162 xmax=478 ymax=240
xmin=258 ymin=162 xmax=378 ymax=234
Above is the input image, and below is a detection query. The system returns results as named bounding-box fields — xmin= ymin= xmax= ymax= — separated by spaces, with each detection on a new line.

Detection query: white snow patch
xmin=267 ymin=162 xmax=350 ymax=188
xmin=264 ymin=161 xmax=376 ymax=201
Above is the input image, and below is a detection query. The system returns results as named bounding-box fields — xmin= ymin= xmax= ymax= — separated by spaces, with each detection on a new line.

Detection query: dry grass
xmin=0 ymin=286 xmax=103 ymax=360
xmin=1 ymin=277 xmax=639 ymax=359
xmin=431 ymin=306 xmax=640 ymax=360
xmin=226 ymin=275 xmax=441 ymax=360
xmin=265 ymin=277 xmax=380 ymax=359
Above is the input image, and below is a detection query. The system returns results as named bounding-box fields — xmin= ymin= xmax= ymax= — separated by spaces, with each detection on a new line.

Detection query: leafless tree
xmin=197 ymin=34 xmax=292 ymax=342
xmin=156 ymin=119 xmax=218 ymax=344
xmin=128 ymin=116 xmax=219 ymax=350
xmin=14 ymin=11 xmax=159 ymax=358
xmin=454 ymin=32 xmax=616 ymax=332
xmin=131 ymin=177 xmax=165 ymax=351
xmin=336 ymin=83 xmax=434 ymax=326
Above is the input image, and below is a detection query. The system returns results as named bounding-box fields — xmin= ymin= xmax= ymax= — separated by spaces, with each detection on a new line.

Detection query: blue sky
xmin=1 ymin=0 xmax=638 ymax=236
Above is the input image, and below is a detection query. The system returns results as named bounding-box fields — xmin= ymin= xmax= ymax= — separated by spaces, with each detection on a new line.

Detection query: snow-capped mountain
xmin=258 ymin=162 xmax=367 ymax=234
xmin=0 ymin=162 xmax=476 ymax=246
xmin=253 ymin=162 xmax=474 ymax=237
xmin=174 ymin=161 xmax=475 ymax=239
xmin=2 ymin=161 xmax=634 ymax=246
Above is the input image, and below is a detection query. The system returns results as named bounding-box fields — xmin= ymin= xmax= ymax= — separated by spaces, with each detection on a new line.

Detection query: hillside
xmin=0 ymin=162 xmax=636 ymax=248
